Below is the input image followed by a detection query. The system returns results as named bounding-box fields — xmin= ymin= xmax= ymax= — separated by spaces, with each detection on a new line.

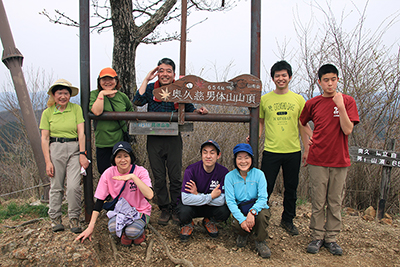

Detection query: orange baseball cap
xmin=99 ymin=67 xmax=117 ymax=78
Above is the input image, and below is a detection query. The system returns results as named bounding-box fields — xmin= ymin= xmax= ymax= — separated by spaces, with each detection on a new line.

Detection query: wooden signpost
xmin=130 ymin=74 xmax=262 ymax=135
xmin=349 ymin=139 xmax=397 ymax=219
xmin=153 ymin=74 xmax=262 ymax=107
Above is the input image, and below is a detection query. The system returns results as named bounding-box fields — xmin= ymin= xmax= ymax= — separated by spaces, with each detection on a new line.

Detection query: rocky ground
xmin=1 ymin=195 xmax=399 ymax=267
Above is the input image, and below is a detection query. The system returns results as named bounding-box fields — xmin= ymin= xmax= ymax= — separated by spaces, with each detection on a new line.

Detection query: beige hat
xmin=47 ymin=79 xmax=79 ymax=97
xmin=46 ymin=79 xmax=79 ymax=107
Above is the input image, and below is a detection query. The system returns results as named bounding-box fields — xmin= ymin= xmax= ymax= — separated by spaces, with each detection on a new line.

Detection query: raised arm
xmin=138 ymin=66 xmax=159 ymax=96
xmin=333 ymin=93 xmax=354 ymax=135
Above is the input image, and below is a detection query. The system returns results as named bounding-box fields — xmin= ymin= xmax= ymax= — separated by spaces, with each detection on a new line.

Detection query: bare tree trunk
xmin=110 ymin=0 xmax=177 ymax=101
xmin=110 ymin=0 xmax=139 ymax=101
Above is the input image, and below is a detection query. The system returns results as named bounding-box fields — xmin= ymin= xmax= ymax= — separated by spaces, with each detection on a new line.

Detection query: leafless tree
xmin=0 ymin=67 xmax=53 ymax=199
xmin=41 ymin=0 xmax=237 ymax=100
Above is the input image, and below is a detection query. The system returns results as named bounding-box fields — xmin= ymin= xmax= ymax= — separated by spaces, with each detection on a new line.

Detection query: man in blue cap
xmin=177 ymin=139 xmax=230 ymax=242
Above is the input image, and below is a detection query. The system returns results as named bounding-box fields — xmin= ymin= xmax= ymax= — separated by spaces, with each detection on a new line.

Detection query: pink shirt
xmin=94 ymin=165 xmax=152 ymax=216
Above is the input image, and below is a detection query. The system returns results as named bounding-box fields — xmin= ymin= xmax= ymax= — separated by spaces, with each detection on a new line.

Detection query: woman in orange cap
xmin=40 ymin=79 xmax=90 ymax=234
xmin=89 ymin=67 xmax=133 ymax=174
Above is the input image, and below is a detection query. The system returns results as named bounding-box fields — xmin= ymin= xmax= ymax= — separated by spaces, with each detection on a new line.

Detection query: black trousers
xmin=260 ymin=150 xmax=301 ymax=223
xmin=96 ymin=146 xmax=113 ymax=175
xmin=147 ymin=135 xmax=183 ymax=209
xmin=177 ymin=201 xmax=231 ymax=225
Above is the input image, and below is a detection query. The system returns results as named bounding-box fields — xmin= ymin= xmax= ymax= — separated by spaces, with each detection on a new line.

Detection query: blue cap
xmin=233 ymin=143 xmax=254 ymax=156
xmin=112 ymin=141 xmax=133 ymax=156
xmin=201 ymin=139 xmax=221 ymax=154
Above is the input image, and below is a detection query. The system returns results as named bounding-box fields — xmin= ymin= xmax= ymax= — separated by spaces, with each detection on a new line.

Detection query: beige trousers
xmin=48 ymin=141 xmax=82 ymax=220
xmin=308 ymin=165 xmax=348 ymax=242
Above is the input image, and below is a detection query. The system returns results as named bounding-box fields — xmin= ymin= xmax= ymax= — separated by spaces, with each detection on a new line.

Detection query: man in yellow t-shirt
xmin=258 ymin=61 xmax=310 ymax=236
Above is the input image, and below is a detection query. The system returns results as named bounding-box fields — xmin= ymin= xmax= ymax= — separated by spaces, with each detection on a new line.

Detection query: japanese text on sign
xmin=349 ymin=146 xmax=399 ymax=168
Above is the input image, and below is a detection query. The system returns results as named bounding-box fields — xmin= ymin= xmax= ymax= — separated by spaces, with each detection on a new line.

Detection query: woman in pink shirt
xmin=76 ymin=141 xmax=153 ymax=246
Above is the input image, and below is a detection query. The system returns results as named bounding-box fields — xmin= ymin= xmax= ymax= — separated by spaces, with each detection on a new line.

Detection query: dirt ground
xmin=1 ymin=195 xmax=399 ymax=267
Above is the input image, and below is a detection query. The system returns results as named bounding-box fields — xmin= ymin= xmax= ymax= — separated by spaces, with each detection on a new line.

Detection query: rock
xmin=22 ymin=229 xmax=35 ymax=239
xmin=206 ymin=244 xmax=217 ymax=250
xmin=12 ymin=247 xmax=29 ymax=260
xmin=216 ymin=245 xmax=229 ymax=253
xmin=344 ymin=207 xmax=360 ymax=216
xmin=362 ymin=215 xmax=375 ymax=222
xmin=379 ymin=218 xmax=392 ymax=225
xmin=304 ymin=212 xmax=312 ymax=219
xmin=364 ymin=206 xmax=376 ymax=218
xmin=1 ymin=242 xmax=17 ymax=255
xmin=384 ymin=213 xmax=392 ymax=220
xmin=30 ymin=200 xmax=42 ymax=206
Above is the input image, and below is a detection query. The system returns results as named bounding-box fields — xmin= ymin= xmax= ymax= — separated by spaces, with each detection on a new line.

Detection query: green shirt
xmin=89 ymin=90 xmax=133 ymax=148
xmin=259 ymin=90 xmax=305 ymax=153
xmin=39 ymin=102 xmax=84 ymax=138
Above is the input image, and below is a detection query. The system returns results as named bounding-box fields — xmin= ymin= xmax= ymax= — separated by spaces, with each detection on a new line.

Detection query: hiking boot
xmin=158 ymin=208 xmax=171 ymax=225
xmin=121 ymin=232 xmax=133 ymax=247
xmin=236 ymin=234 xmax=248 ymax=248
xmin=202 ymin=218 xmax=218 ymax=238
xmin=254 ymin=240 xmax=271 ymax=258
xmin=324 ymin=241 xmax=343 ymax=255
xmin=51 ymin=217 xmax=64 ymax=232
xmin=133 ymin=232 xmax=146 ymax=245
xmin=69 ymin=218 xmax=82 ymax=234
xmin=171 ymin=208 xmax=180 ymax=224
xmin=307 ymin=239 xmax=324 ymax=254
xmin=180 ymin=221 xmax=194 ymax=242
xmin=280 ymin=220 xmax=299 ymax=236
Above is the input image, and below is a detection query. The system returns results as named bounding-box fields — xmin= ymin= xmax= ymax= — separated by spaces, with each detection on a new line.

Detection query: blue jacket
xmin=225 ymin=168 xmax=268 ymax=224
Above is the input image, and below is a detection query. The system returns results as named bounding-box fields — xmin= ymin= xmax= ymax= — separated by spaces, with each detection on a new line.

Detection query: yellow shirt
xmin=259 ymin=91 xmax=305 ymax=153
xmin=39 ymin=102 xmax=84 ymax=139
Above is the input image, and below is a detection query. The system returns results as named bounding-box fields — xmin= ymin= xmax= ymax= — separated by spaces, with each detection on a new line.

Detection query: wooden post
xmin=377 ymin=138 xmax=396 ymax=220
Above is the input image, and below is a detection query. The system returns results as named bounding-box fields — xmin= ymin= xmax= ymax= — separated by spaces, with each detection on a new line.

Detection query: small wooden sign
xmin=153 ymin=74 xmax=261 ymax=107
xmin=129 ymin=122 xmax=179 ymax=136
xmin=129 ymin=122 xmax=194 ymax=135
xmin=349 ymin=146 xmax=400 ymax=168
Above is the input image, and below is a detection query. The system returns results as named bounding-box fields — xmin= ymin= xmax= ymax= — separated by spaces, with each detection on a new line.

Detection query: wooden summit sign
xmin=153 ymin=74 xmax=262 ymax=107
xmin=349 ymin=146 xmax=400 ymax=168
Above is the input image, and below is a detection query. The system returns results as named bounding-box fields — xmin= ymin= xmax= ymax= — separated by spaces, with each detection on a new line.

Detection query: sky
xmin=1 ymin=0 xmax=399 ymax=96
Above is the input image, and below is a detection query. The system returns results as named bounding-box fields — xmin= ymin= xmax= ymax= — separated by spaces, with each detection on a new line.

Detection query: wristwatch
xmin=250 ymin=209 xmax=257 ymax=216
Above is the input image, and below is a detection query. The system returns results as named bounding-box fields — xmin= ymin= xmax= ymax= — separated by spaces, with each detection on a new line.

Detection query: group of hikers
xmin=39 ymin=58 xmax=359 ymax=259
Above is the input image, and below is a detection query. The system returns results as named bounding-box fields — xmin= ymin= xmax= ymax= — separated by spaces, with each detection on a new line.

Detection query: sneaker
xmin=324 ymin=241 xmax=343 ymax=255
xmin=69 ymin=218 xmax=82 ymax=234
xmin=254 ymin=240 xmax=271 ymax=258
xmin=307 ymin=239 xmax=324 ymax=254
xmin=280 ymin=220 xmax=299 ymax=236
xmin=121 ymin=232 xmax=133 ymax=247
xmin=133 ymin=232 xmax=146 ymax=245
xmin=236 ymin=234 xmax=248 ymax=248
xmin=51 ymin=217 xmax=64 ymax=232
xmin=202 ymin=218 xmax=218 ymax=238
xmin=180 ymin=221 xmax=194 ymax=242
xmin=158 ymin=208 xmax=171 ymax=225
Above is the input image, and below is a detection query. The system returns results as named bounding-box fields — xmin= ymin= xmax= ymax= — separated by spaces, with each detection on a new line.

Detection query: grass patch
xmin=296 ymin=198 xmax=308 ymax=206
xmin=0 ymin=201 xmax=49 ymax=220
